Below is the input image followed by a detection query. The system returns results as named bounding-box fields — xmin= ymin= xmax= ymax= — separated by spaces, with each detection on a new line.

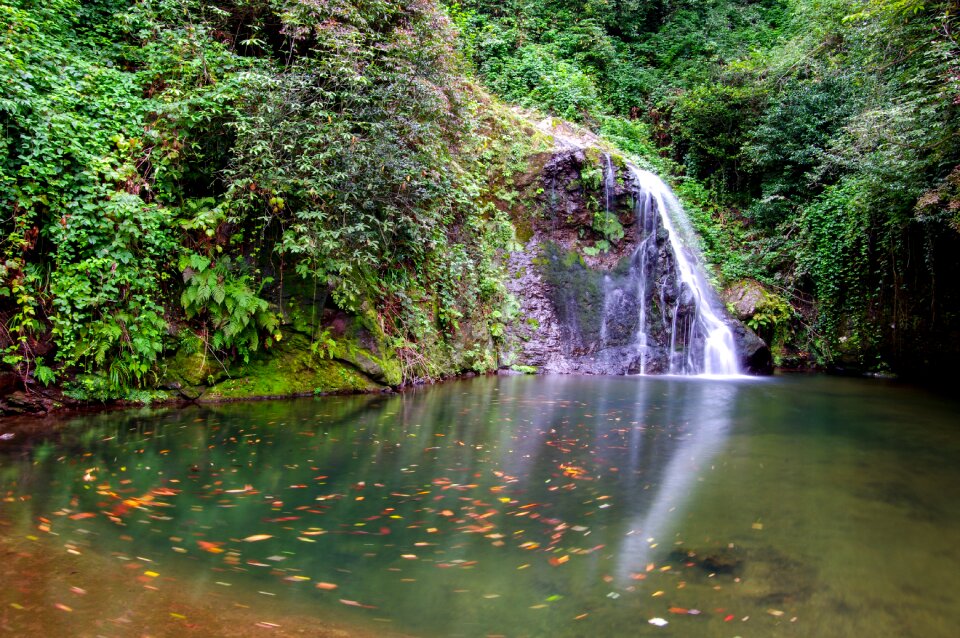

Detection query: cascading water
xmin=632 ymin=180 xmax=654 ymax=375
xmin=603 ymin=154 xmax=616 ymax=215
xmin=523 ymin=143 xmax=767 ymax=376
xmin=627 ymin=166 xmax=740 ymax=376
xmin=592 ymin=160 xmax=739 ymax=376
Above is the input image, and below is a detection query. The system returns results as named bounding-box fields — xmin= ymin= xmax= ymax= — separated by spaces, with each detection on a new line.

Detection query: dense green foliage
xmin=0 ymin=0 xmax=522 ymax=396
xmin=1 ymin=0 xmax=957 ymax=397
xmin=452 ymin=0 xmax=960 ymax=374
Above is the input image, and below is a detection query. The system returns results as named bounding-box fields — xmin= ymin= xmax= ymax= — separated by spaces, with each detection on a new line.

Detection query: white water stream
xmin=627 ymin=166 xmax=739 ymax=376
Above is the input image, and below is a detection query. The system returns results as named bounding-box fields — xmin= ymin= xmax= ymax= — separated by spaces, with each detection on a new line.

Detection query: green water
xmin=2 ymin=375 xmax=960 ymax=637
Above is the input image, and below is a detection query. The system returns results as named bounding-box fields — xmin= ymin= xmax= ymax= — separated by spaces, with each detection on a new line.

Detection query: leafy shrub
xmin=179 ymin=253 xmax=279 ymax=364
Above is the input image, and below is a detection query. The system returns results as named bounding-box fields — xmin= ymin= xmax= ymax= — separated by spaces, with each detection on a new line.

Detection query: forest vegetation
xmin=1 ymin=0 xmax=958 ymax=407
xmin=451 ymin=0 xmax=960 ymax=376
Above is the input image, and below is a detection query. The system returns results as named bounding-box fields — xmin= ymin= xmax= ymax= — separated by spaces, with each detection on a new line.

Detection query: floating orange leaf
xmin=197 ymin=541 xmax=224 ymax=553
xmin=68 ymin=513 xmax=96 ymax=520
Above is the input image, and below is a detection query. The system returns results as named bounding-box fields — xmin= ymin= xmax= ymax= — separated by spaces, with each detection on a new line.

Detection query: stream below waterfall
xmin=2 ymin=374 xmax=960 ymax=637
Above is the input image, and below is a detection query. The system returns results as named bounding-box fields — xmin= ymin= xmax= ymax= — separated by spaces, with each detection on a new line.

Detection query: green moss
xmin=331 ymin=340 xmax=403 ymax=386
xmin=584 ymin=146 xmax=602 ymax=165
xmin=514 ymin=217 xmax=535 ymax=244
xmin=539 ymin=241 xmax=608 ymax=344
xmin=201 ymin=333 xmax=382 ymax=401
xmin=164 ymin=333 xmax=229 ymax=388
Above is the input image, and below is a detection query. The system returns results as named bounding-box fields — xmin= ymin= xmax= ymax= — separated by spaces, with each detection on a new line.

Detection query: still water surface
xmin=1 ymin=375 xmax=959 ymax=637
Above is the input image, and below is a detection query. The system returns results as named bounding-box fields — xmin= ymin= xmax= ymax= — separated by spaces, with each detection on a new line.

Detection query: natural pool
xmin=1 ymin=374 xmax=959 ymax=637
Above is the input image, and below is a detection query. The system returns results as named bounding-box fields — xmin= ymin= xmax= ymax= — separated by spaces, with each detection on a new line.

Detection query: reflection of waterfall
xmin=615 ymin=379 xmax=736 ymax=582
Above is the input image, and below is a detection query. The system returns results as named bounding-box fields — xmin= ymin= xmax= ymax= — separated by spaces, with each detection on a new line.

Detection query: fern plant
xmin=179 ymin=253 xmax=279 ymax=364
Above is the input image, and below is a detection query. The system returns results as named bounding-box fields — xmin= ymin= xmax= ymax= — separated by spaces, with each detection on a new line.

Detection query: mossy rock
xmin=163 ymin=333 xmax=230 ymax=389
xmin=514 ymin=217 xmax=535 ymax=244
xmin=332 ymin=343 xmax=402 ymax=386
xmin=201 ymin=333 xmax=382 ymax=401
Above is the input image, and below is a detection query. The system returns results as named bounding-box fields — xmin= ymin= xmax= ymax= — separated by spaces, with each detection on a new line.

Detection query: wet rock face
xmin=499 ymin=240 xmax=573 ymax=372
xmin=731 ymin=321 xmax=774 ymax=375
xmin=535 ymin=234 xmax=699 ymax=375
xmin=502 ymin=147 xmax=772 ymax=376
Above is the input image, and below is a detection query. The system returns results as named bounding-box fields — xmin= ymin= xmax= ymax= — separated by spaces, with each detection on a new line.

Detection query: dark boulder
xmin=731 ymin=321 xmax=773 ymax=375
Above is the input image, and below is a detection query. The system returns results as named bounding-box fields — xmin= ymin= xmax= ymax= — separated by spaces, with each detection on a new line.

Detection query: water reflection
xmin=2 ymin=375 xmax=960 ymax=638
xmin=615 ymin=380 xmax=737 ymax=581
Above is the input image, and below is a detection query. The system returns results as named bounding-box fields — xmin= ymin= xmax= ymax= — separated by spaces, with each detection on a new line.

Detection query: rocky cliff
xmin=498 ymin=135 xmax=772 ymax=376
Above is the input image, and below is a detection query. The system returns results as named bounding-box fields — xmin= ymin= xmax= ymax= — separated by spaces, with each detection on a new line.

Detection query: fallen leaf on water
xmin=243 ymin=534 xmax=273 ymax=542
xmin=752 ymin=522 xmax=764 ymax=530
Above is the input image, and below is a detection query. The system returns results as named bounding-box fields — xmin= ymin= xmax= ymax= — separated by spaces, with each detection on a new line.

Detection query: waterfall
xmin=603 ymin=154 xmax=616 ymax=215
xmin=531 ymin=143 xmax=761 ymax=376
xmin=633 ymin=183 xmax=654 ymax=375
xmin=627 ymin=166 xmax=740 ymax=376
